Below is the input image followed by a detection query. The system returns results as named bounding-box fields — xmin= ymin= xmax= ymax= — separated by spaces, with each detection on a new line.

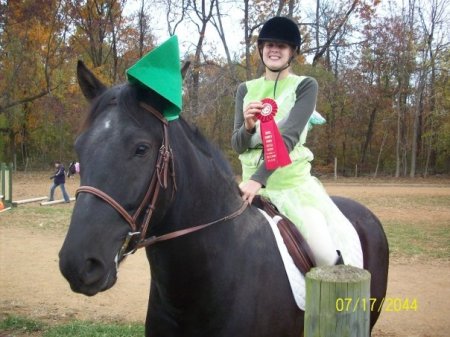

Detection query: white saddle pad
xmin=258 ymin=209 xmax=363 ymax=310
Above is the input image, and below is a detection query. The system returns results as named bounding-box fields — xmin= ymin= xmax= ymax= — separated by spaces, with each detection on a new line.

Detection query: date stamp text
xmin=335 ymin=297 xmax=418 ymax=312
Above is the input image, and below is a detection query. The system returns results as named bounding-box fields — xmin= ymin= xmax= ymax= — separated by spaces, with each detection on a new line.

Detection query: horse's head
xmin=59 ymin=61 xmax=185 ymax=296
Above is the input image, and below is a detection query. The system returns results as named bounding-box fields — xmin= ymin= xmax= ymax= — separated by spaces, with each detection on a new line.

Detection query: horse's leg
xmin=145 ymin=280 xmax=180 ymax=337
xmin=331 ymin=196 xmax=389 ymax=332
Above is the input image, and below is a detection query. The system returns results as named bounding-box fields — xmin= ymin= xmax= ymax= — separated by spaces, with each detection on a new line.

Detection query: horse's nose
xmin=80 ymin=257 xmax=107 ymax=286
xmin=59 ymin=249 xmax=108 ymax=292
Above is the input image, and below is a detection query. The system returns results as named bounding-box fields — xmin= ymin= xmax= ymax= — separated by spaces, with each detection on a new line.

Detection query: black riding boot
xmin=335 ymin=250 xmax=345 ymax=265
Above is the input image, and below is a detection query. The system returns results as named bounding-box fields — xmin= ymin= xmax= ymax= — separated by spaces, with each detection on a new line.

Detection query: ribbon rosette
xmin=256 ymin=98 xmax=292 ymax=170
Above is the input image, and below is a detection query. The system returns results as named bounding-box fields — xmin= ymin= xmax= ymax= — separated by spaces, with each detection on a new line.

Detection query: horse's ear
xmin=77 ymin=60 xmax=107 ymax=101
xmin=181 ymin=61 xmax=190 ymax=79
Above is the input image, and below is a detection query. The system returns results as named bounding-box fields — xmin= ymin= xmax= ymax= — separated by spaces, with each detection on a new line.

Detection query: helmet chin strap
xmin=258 ymin=43 xmax=299 ymax=98
xmin=261 ymin=55 xmax=295 ymax=98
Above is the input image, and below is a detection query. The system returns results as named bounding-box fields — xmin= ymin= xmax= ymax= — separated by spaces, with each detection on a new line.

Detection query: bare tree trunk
xmin=211 ymin=0 xmax=237 ymax=82
xmin=418 ymin=0 xmax=446 ymax=175
xmin=190 ymin=0 xmax=216 ymax=115
xmin=361 ymin=108 xmax=377 ymax=167
xmin=424 ymin=133 xmax=432 ymax=177
xmin=410 ymin=71 xmax=425 ymax=177
xmin=243 ymin=0 xmax=252 ymax=80
xmin=312 ymin=0 xmax=358 ymax=66
xmin=374 ymin=131 xmax=388 ymax=178
xmin=287 ymin=0 xmax=296 ymax=17
xmin=108 ymin=0 xmax=119 ymax=82
xmin=138 ymin=0 xmax=146 ymax=57
xmin=395 ymin=99 xmax=401 ymax=177
xmin=315 ymin=0 xmax=320 ymax=58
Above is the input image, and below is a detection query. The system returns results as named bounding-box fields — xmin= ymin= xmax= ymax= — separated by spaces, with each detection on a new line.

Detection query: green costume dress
xmin=232 ymin=74 xmax=363 ymax=267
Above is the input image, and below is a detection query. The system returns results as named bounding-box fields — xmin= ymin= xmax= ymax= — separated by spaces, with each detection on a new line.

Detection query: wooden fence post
xmin=305 ymin=265 xmax=371 ymax=337
xmin=1 ymin=162 xmax=13 ymax=207
xmin=334 ymin=157 xmax=338 ymax=180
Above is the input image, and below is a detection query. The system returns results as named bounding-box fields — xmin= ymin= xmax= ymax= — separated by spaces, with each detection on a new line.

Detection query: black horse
xmin=59 ymin=61 xmax=389 ymax=337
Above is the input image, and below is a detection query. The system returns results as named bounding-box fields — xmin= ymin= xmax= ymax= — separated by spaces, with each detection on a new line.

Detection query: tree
xmin=414 ymin=0 xmax=450 ymax=176
xmin=310 ymin=0 xmax=376 ymax=69
xmin=0 ymin=0 xmax=448 ymax=175
xmin=188 ymin=0 xmax=217 ymax=115
xmin=67 ymin=0 xmax=127 ymax=82
xmin=0 ymin=0 xmax=73 ymax=167
xmin=0 ymin=0 xmax=70 ymax=114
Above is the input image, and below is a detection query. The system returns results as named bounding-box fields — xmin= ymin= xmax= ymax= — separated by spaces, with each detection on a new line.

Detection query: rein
xmin=76 ymin=102 xmax=248 ymax=260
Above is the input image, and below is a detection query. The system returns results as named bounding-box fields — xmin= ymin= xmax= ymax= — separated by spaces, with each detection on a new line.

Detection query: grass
xmin=1 ymin=178 xmax=449 ymax=335
xmin=43 ymin=321 xmax=144 ymax=337
xmin=2 ymin=204 xmax=73 ymax=232
xmin=383 ymin=220 xmax=450 ymax=259
xmin=0 ymin=315 xmax=144 ymax=337
xmin=346 ymin=193 xmax=450 ymax=261
xmin=0 ymin=315 xmax=44 ymax=333
xmin=3 ymin=182 xmax=450 ymax=260
xmin=353 ymin=194 xmax=450 ymax=210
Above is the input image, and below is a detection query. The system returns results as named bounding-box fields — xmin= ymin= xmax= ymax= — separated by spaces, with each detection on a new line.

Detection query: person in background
xmin=49 ymin=161 xmax=70 ymax=202
xmin=67 ymin=161 xmax=80 ymax=178
xmin=231 ymin=16 xmax=363 ymax=267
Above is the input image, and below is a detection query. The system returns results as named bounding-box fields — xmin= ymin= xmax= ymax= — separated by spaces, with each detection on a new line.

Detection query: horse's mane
xmin=80 ymin=82 xmax=236 ymax=180
xmin=177 ymin=117 xmax=236 ymax=179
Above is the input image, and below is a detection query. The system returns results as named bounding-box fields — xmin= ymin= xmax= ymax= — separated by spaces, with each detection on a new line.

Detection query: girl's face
xmin=262 ymin=41 xmax=294 ymax=71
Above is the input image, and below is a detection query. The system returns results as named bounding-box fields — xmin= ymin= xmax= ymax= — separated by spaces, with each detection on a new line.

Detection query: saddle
xmin=253 ymin=196 xmax=316 ymax=275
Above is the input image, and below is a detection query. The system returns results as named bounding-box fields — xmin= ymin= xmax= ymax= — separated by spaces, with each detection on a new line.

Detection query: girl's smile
xmin=262 ymin=41 xmax=294 ymax=78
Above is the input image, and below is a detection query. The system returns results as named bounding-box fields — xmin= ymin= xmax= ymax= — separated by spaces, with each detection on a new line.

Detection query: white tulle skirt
xmin=259 ymin=175 xmax=363 ymax=267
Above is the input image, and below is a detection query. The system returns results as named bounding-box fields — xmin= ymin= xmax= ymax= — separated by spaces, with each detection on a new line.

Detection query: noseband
xmin=76 ymin=102 xmax=248 ymax=261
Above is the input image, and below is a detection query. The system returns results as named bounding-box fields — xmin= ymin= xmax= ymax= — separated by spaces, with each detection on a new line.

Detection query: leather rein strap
xmin=76 ymin=102 xmax=248 ymax=258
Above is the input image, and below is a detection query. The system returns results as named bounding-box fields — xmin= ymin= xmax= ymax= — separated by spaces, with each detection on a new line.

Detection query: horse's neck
xmin=147 ymin=122 xmax=273 ymax=310
xmin=166 ymin=122 xmax=243 ymax=229
xmin=146 ymin=204 xmax=271 ymax=316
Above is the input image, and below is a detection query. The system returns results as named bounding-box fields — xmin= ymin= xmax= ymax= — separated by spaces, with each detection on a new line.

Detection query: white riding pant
xmin=300 ymin=206 xmax=339 ymax=266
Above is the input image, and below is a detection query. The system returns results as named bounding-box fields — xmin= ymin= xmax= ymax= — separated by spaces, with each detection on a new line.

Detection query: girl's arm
xmin=231 ymin=83 xmax=255 ymax=154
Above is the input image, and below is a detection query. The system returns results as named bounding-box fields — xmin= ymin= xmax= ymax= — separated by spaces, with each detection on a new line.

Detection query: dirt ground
xmin=1 ymin=173 xmax=449 ymax=336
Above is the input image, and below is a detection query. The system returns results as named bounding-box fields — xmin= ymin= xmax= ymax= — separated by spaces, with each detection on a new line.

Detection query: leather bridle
xmin=75 ymin=102 xmax=248 ymax=261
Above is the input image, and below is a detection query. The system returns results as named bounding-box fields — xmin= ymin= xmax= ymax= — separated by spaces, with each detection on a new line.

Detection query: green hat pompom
xmin=127 ymin=35 xmax=182 ymax=121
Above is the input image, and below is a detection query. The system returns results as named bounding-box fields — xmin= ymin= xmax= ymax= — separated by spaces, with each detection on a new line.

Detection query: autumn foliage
xmin=1 ymin=0 xmax=449 ymax=177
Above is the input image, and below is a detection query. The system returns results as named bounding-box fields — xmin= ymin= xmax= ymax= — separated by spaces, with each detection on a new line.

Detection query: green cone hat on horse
xmin=127 ymin=35 xmax=182 ymax=121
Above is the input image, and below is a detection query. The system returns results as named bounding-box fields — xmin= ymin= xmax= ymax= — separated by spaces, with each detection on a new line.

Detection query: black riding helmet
xmin=258 ymin=16 xmax=301 ymax=54
xmin=257 ymin=17 xmax=302 ymax=97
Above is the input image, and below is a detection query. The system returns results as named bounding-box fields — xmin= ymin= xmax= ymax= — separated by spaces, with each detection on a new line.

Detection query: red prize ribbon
xmin=256 ymin=98 xmax=292 ymax=170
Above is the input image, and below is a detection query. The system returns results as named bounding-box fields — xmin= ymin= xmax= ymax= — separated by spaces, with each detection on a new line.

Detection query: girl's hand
xmin=239 ymin=180 xmax=262 ymax=204
xmin=243 ymin=101 xmax=263 ymax=131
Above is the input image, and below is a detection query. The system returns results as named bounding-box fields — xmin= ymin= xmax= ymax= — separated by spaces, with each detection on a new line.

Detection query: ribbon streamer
xmin=256 ymin=98 xmax=292 ymax=170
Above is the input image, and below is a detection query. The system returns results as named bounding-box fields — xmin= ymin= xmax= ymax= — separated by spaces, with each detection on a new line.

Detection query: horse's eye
xmin=135 ymin=144 xmax=149 ymax=157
